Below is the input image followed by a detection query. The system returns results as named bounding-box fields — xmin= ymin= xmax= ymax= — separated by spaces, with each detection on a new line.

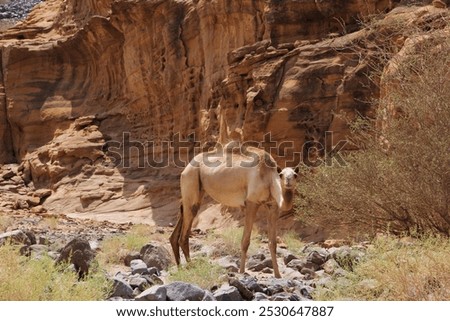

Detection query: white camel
xmin=170 ymin=143 xmax=299 ymax=278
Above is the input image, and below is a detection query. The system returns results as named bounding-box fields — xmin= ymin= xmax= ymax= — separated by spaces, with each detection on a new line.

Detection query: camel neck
xmin=282 ymin=188 xmax=294 ymax=210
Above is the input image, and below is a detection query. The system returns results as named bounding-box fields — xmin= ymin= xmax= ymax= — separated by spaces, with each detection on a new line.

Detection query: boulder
xmin=213 ymin=285 xmax=243 ymax=301
xmin=111 ymin=277 xmax=134 ymax=299
xmin=130 ymin=259 xmax=148 ymax=275
xmin=229 ymin=277 xmax=254 ymax=300
xmin=135 ymin=286 xmax=167 ymax=301
xmin=140 ymin=243 xmax=172 ymax=271
xmin=164 ymin=282 xmax=205 ymax=301
xmin=124 ymin=251 xmax=141 ymax=267
xmin=0 ymin=230 xmax=33 ymax=246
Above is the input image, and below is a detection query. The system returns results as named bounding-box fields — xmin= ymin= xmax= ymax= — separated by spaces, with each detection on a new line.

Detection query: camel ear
xmin=277 ymin=166 xmax=282 ymax=174
xmin=294 ymin=166 xmax=300 ymax=174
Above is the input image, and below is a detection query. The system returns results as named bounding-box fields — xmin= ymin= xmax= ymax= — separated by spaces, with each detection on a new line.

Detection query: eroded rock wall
xmin=0 ymin=0 xmax=447 ymax=228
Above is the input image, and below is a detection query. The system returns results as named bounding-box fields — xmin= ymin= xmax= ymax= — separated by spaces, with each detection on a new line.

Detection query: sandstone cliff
xmin=0 ymin=0 xmax=448 ymax=236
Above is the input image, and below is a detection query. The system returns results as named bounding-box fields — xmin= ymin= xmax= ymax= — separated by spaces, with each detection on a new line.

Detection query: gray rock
xmin=0 ymin=230 xmax=32 ymax=246
xmin=247 ymin=255 xmax=272 ymax=272
xmin=217 ymin=256 xmax=239 ymax=272
xmin=287 ymin=258 xmax=319 ymax=272
xmin=299 ymin=285 xmax=314 ymax=299
xmin=140 ymin=243 xmax=172 ymax=271
xmin=111 ymin=277 xmax=134 ymax=299
xmin=214 ymin=285 xmax=243 ymax=301
xmin=239 ymin=275 xmax=264 ymax=293
xmin=282 ymin=267 xmax=304 ymax=280
xmin=287 ymin=258 xmax=305 ymax=269
xmin=129 ymin=276 xmax=150 ymax=291
xmin=284 ymin=253 xmax=298 ymax=265
xmin=202 ymin=291 xmax=216 ymax=301
xmin=332 ymin=246 xmax=365 ymax=271
xmin=307 ymin=250 xmax=329 ymax=266
xmin=253 ymin=292 xmax=269 ymax=301
xmin=261 ymin=267 xmax=273 ymax=274
xmin=130 ymin=259 xmax=148 ymax=275
xmin=164 ymin=282 xmax=205 ymax=301
xmin=147 ymin=267 xmax=160 ymax=276
xmin=272 ymin=292 xmax=300 ymax=301
xmin=260 ymin=278 xmax=295 ymax=296
xmin=300 ymin=267 xmax=316 ymax=279
xmin=132 ymin=287 xmax=142 ymax=297
xmin=135 ymin=286 xmax=167 ymax=301
xmin=229 ymin=277 xmax=253 ymax=300
xmin=124 ymin=251 xmax=141 ymax=266
xmin=141 ymin=274 xmax=164 ymax=287
xmin=322 ymin=258 xmax=340 ymax=275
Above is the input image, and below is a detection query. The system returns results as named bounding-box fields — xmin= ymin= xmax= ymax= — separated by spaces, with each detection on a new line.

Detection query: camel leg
xmin=171 ymin=164 xmax=203 ymax=264
xmin=179 ymin=203 xmax=199 ymax=263
xmin=239 ymin=201 xmax=259 ymax=274
xmin=268 ymin=207 xmax=281 ymax=278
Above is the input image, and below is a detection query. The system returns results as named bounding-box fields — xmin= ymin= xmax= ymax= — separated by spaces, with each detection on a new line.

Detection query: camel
xmin=169 ymin=143 xmax=299 ymax=278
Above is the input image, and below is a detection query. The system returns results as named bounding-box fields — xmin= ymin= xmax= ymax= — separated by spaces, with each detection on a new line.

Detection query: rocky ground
xmin=0 ymin=164 xmax=367 ymax=301
xmin=1 ymin=211 xmax=366 ymax=301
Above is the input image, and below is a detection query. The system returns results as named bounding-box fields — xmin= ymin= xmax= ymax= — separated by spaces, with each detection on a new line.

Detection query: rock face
xmin=0 ymin=1 xmax=449 ymax=228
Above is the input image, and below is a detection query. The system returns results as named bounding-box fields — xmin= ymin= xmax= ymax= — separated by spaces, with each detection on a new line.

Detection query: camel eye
xmin=279 ymin=173 xmax=284 ymax=179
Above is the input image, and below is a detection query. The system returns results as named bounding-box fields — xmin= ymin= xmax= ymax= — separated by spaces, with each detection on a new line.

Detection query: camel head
xmin=277 ymin=166 xmax=299 ymax=212
xmin=277 ymin=166 xmax=299 ymax=190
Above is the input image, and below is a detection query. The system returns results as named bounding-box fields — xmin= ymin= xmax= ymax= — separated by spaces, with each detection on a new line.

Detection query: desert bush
xmin=97 ymin=224 xmax=155 ymax=265
xmin=296 ymin=18 xmax=450 ymax=236
xmin=314 ymin=235 xmax=450 ymax=300
xmin=0 ymin=245 xmax=111 ymax=300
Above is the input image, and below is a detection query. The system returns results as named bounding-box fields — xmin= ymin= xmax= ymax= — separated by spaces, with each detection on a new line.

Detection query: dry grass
xmin=168 ymin=257 xmax=224 ymax=290
xmin=0 ymin=214 xmax=14 ymax=232
xmin=0 ymin=245 xmax=111 ymax=300
xmin=41 ymin=216 xmax=59 ymax=230
xmin=314 ymin=235 xmax=450 ymax=300
xmin=207 ymin=226 xmax=261 ymax=258
xmin=279 ymin=231 xmax=305 ymax=255
xmin=97 ymin=224 xmax=155 ymax=265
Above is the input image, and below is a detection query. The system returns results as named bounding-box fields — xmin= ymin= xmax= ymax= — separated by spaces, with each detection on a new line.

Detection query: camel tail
xmin=169 ymin=203 xmax=183 ymax=265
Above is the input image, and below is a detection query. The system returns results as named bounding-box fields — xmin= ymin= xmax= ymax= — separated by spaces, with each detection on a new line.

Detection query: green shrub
xmin=0 ymin=245 xmax=111 ymax=300
xmin=296 ymin=21 xmax=450 ymax=236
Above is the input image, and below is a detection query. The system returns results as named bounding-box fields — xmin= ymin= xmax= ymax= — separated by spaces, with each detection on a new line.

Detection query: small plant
xmin=97 ymin=224 xmax=154 ymax=265
xmin=169 ymin=257 xmax=224 ymax=290
xmin=280 ymin=231 xmax=304 ymax=255
xmin=0 ymin=245 xmax=112 ymax=300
